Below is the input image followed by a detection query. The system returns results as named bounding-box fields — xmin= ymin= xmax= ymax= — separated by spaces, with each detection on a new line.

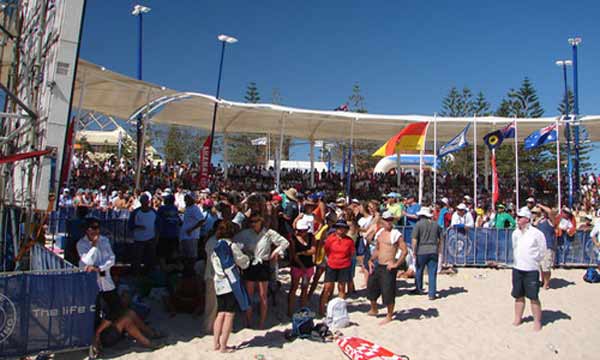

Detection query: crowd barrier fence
xmin=0 ymin=244 xmax=98 ymax=358
xmin=49 ymin=207 xmax=599 ymax=267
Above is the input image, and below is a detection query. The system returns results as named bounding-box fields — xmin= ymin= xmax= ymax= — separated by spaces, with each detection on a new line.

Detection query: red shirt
xmin=324 ymin=233 xmax=355 ymax=269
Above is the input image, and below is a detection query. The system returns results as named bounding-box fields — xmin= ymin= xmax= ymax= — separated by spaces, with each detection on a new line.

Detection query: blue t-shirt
xmin=535 ymin=218 xmax=556 ymax=249
xmin=157 ymin=204 xmax=180 ymax=239
xmin=201 ymin=212 xmax=219 ymax=237
xmin=405 ymin=203 xmax=421 ymax=227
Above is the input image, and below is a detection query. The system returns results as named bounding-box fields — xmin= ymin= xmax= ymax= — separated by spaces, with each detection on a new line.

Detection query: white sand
xmin=59 ymin=268 xmax=600 ymax=360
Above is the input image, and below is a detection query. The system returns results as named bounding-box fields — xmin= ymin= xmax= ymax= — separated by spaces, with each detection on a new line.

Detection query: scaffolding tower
xmin=0 ymin=0 xmax=85 ymax=270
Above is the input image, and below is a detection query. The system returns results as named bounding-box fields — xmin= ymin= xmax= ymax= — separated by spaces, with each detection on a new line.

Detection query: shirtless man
xmin=367 ymin=211 xmax=408 ymax=324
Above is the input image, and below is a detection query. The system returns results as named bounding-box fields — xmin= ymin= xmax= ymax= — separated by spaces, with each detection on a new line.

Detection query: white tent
xmin=74 ymin=59 xmax=600 ymax=144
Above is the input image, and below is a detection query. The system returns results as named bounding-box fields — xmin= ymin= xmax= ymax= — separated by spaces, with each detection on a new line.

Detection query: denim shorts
xmin=511 ymin=268 xmax=540 ymax=301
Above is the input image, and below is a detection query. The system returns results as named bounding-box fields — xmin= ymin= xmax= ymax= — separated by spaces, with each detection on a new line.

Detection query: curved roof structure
xmin=74 ymin=59 xmax=600 ymax=144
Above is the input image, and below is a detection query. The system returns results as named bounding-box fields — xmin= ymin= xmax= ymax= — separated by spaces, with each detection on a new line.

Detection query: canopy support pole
xmin=484 ymin=147 xmax=489 ymax=191
xmin=223 ymin=133 xmax=228 ymax=180
xmin=396 ymin=151 xmax=401 ymax=189
xmin=433 ymin=113 xmax=438 ymax=204
xmin=473 ymin=115 xmax=477 ymax=209
xmin=135 ymin=89 xmax=152 ymax=191
xmin=276 ymin=113 xmax=286 ymax=192
xmin=346 ymin=119 xmax=355 ymax=198
xmin=309 ymin=138 xmax=315 ymax=188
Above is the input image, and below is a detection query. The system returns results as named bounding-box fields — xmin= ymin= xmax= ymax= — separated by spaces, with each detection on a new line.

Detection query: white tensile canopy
xmin=74 ymin=59 xmax=600 ymax=144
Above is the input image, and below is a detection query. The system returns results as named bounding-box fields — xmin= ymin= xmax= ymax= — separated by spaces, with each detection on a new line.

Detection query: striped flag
xmin=372 ymin=122 xmax=429 ymax=157
xmin=438 ymin=124 xmax=470 ymax=158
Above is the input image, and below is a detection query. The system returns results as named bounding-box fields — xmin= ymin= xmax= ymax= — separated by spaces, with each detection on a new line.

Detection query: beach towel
xmin=214 ymin=240 xmax=251 ymax=311
xmin=337 ymin=336 xmax=409 ymax=360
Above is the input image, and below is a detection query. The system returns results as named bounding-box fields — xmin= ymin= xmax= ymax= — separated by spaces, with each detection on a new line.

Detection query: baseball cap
xmin=516 ymin=207 xmax=532 ymax=219
xmin=382 ymin=211 xmax=394 ymax=220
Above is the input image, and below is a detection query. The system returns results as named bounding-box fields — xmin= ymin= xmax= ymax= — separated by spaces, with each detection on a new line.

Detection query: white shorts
xmin=540 ymin=249 xmax=554 ymax=272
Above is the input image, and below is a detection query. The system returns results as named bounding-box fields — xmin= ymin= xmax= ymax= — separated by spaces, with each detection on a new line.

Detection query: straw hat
xmin=284 ymin=188 xmax=298 ymax=201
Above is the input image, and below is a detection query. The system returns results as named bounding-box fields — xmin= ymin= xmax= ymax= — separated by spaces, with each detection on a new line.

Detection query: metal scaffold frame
xmin=0 ymin=0 xmax=86 ymax=271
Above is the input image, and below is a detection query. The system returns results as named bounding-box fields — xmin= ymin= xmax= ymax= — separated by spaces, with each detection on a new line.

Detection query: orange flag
xmin=372 ymin=122 xmax=429 ymax=157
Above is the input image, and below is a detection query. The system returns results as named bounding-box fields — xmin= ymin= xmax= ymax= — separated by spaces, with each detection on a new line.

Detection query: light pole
xmin=556 ymin=60 xmax=573 ymax=208
xmin=208 ymin=34 xmax=238 ymax=166
xmin=132 ymin=4 xmax=151 ymax=190
xmin=568 ymin=37 xmax=582 ymax=204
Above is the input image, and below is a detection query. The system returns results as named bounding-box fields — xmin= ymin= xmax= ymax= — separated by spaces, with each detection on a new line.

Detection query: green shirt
xmin=494 ymin=212 xmax=516 ymax=229
xmin=387 ymin=203 xmax=404 ymax=218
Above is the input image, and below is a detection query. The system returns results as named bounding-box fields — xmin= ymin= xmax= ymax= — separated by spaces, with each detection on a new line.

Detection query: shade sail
xmin=74 ymin=59 xmax=600 ymax=144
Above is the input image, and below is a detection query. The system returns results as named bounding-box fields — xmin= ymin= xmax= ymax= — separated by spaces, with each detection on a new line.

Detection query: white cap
xmin=464 ymin=195 xmax=472 ymax=202
xmin=416 ymin=207 xmax=433 ymax=217
xmin=585 ymin=214 xmax=593 ymax=221
xmin=296 ymin=218 xmax=311 ymax=231
xmin=526 ymin=197 xmax=535 ymax=203
xmin=100 ymin=185 xmax=107 ymax=190
xmin=441 ymin=197 xmax=449 ymax=205
xmin=351 ymin=198 xmax=360 ymax=204
xmin=382 ymin=210 xmax=394 ymax=220
xmin=516 ymin=207 xmax=532 ymax=219
xmin=456 ymin=203 xmax=468 ymax=211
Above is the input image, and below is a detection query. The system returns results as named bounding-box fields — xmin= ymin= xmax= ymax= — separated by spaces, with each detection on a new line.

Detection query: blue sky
xmin=80 ymin=0 xmax=600 ymax=167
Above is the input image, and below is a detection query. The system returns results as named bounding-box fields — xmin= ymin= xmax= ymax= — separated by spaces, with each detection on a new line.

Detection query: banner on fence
xmin=0 ymin=271 xmax=98 ymax=358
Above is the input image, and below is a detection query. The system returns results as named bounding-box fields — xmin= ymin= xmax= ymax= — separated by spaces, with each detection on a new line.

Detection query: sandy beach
xmin=58 ymin=268 xmax=600 ymax=360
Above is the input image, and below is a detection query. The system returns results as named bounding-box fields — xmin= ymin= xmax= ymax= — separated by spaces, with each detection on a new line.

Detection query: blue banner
xmin=0 ymin=271 xmax=98 ymax=358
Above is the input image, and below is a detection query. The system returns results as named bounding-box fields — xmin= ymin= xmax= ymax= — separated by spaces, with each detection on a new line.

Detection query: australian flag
xmin=438 ymin=124 xmax=470 ymax=158
xmin=524 ymin=124 xmax=558 ymax=150
xmin=501 ymin=121 xmax=516 ymax=138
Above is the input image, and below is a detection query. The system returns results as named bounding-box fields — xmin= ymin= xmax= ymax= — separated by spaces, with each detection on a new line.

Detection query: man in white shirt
xmin=511 ymin=207 xmax=546 ymax=332
xmin=450 ymin=203 xmax=474 ymax=227
xmin=180 ymin=193 xmax=204 ymax=261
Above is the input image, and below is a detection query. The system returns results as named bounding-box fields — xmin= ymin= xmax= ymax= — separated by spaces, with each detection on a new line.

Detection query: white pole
xmin=276 ymin=113 xmax=286 ymax=192
xmin=396 ymin=150 xmax=401 ymax=189
xmin=433 ymin=113 xmax=438 ymax=204
xmin=266 ymin=132 xmax=270 ymax=168
xmin=556 ymin=117 xmax=562 ymax=210
xmin=473 ymin=115 xmax=477 ymax=209
xmin=418 ymin=122 xmax=430 ymax=205
xmin=514 ymin=119 xmax=519 ymax=208
xmin=223 ymin=133 xmax=228 ymax=180
xmin=309 ymin=138 xmax=315 ymax=188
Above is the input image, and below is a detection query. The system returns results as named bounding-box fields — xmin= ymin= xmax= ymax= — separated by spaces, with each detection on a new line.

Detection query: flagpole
xmin=418 ymin=122 xmax=430 ymax=205
xmin=473 ymin=115 xmax=477 ymax=209
xmin=556 ymin=117 xmax=562 ymax=210
xmin=433 ymin=113 xmax=438 ymax=204
xmin=514 ymin=118 xmax=520 ymax=208
xmin=346 ymin=119 xmax=355 ymax=198
xmin=396 ymin=150 xmax=401 ymax=189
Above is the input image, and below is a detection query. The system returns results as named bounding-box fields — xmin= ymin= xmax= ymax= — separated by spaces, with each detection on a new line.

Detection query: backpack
xmin=583 ymin=267 xmax=600 ymax=283
xmin=326 ymin=298 xmax=349 ymax=329
xmin=291 ymin=307 xmax=315 ymax=339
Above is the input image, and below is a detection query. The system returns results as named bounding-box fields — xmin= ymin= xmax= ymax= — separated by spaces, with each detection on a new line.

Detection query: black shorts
xmin=242 ymin=262 xmax=271 ymax=282
xmin=367 ymin=265 xmax=398 ymax=305
xmin=157 ymin=236 xmax=179 ymax=259
xmin=511 ymin=268 xmax=540 ymax=301
xmin=217 ymin=292 xmax=239 ymax=313
xmin=324 ymin=265 xmax=352 ymax=283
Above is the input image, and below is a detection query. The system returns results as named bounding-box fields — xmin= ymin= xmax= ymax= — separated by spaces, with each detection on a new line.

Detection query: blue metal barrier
xmin=0 ymin=244 xmax=98 ymax=358
xmin=396 ymin=225 xmax=598 ymax=267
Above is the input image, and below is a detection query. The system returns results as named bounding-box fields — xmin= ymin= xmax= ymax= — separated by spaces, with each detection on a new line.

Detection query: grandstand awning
xmin=74 ymin=59 xmax=600 ymax=143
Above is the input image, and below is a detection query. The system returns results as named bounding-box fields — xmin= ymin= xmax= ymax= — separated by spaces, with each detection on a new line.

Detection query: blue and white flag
xmin=438 ymin=124 xmax=470 ymax=158
xmin=524 ymin=124 xmax=558 ymax=150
